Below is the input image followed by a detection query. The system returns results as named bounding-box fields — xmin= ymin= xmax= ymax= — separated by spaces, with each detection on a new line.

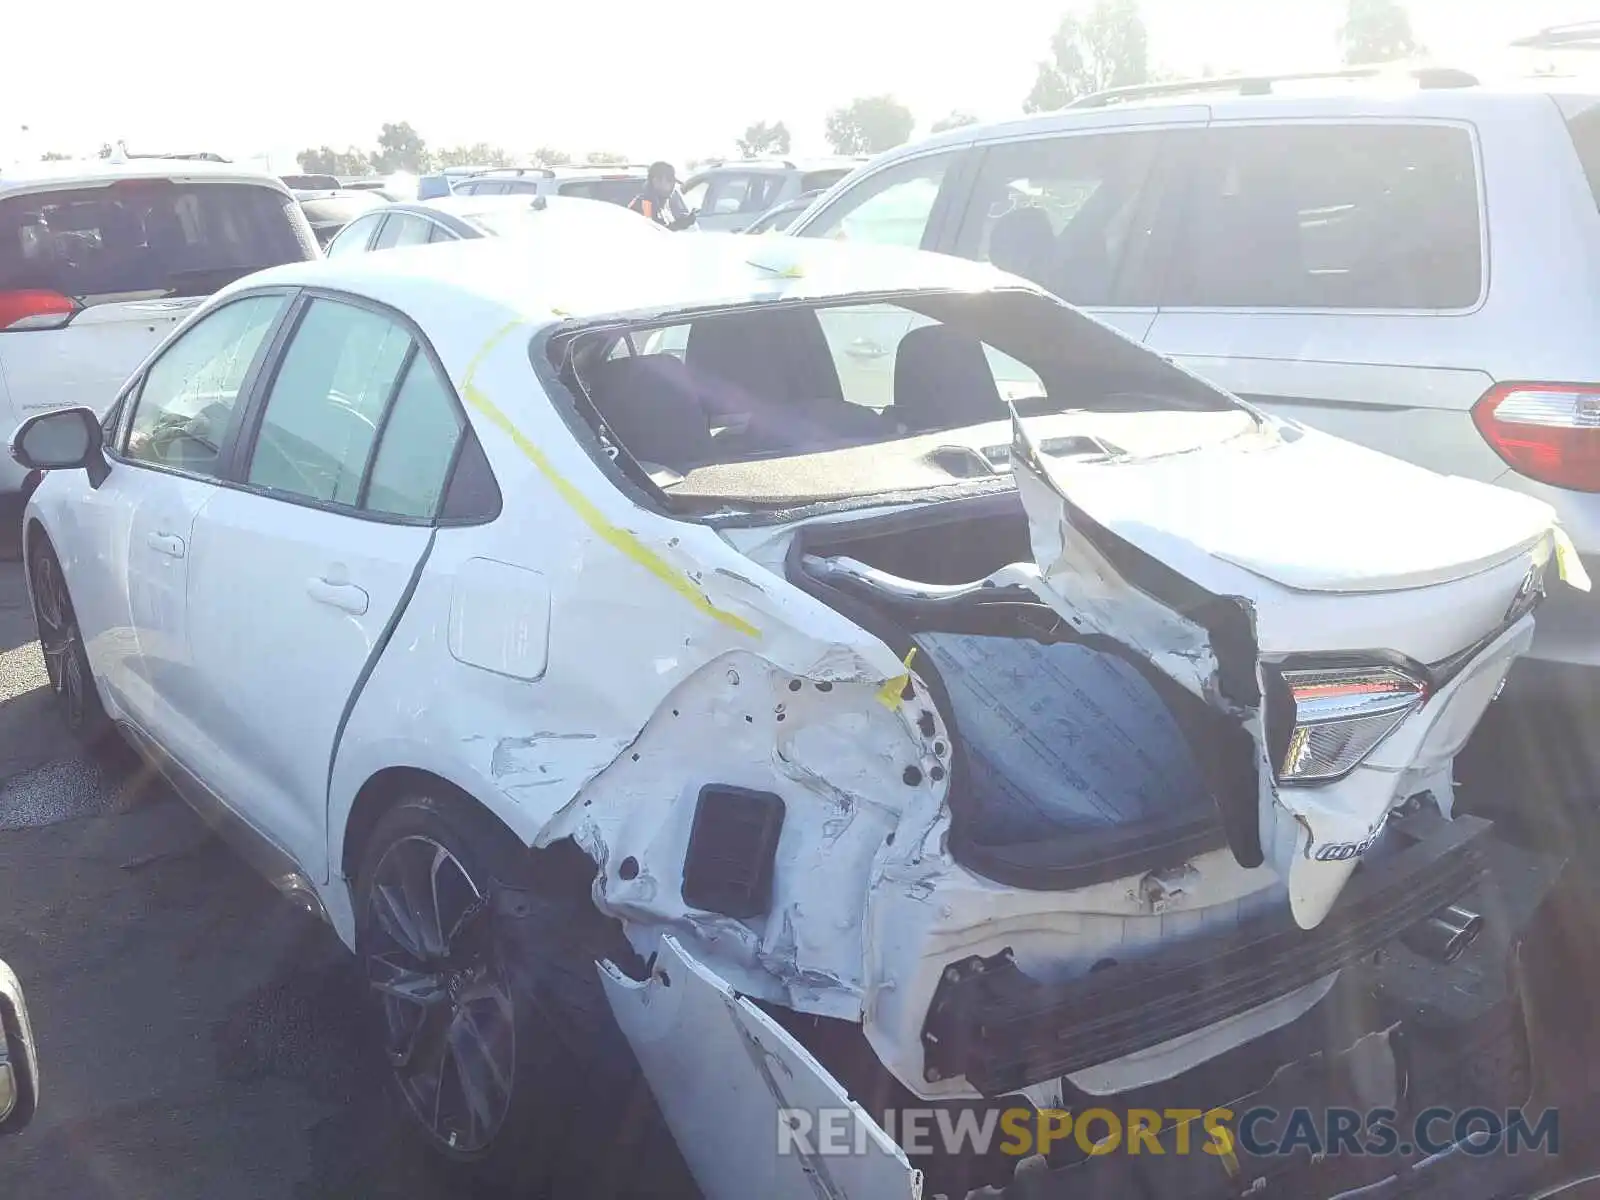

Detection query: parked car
xmin=294 ymin=188 xmax=387 ymax=249
xmin=0 ymin=159 xmax=319 ymax=495
xmin=680 ymin=157 xmax=867 ymax=231
xmin=450 ymin=164 xmax=651 ymax=207
xmin=322 ymin=193 xmax=663 ymax=257
xmin=415 ymin=165 xmax=497 ymax=200
xmin=0 ymin=959 xmax=37 ymax=1136
xmin=10 ymin=230 xmax=1579 ymax=1198
xmin=742 ymin=188 xmax=824 ymax=234
xmin=339 ymin=175 xmax=417 ymax=202
xmin=788 ymin=66 xmax=1600 ymax=703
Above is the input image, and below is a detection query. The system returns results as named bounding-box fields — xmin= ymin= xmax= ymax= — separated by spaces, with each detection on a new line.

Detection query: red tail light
xmin=0 ymin=290 xmax=78 ymax=332
xmin=1471 ymin=382 xmax=1600 ymax=492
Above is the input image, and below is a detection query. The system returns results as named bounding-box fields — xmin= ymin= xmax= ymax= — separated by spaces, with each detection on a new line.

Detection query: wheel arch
xmin=338 ymin=765 xmax=596 ymax=902
xmin=22 ymin=516 xmax=49 ymax=582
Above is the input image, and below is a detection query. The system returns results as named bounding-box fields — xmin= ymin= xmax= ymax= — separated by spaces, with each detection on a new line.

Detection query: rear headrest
xmin=987 ymin=206 xmax=1057 ymax=285
xmin=583 ymin=353 xmax=714 ymax=473
xmin=892 ymin=325 xmax=1006 ymax=433
xmin=685 ymin=306 xmax=843 ymax=412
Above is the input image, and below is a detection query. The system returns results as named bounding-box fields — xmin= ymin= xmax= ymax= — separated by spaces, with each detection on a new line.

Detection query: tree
xmin=371 ymin=121 xmax=429 ymax=174
xmin=531 ymin=146 xmax=573 ymax=167
xmin=1024 ymin=0 xmax=1150 ymax=112
xmin=824 ymin=95 xmax=915 ymax=155
xmin=433 ymin=143 xmax=512 ymax=169
xmin=736 ymin=120 xmax=791 ymax=158
xmin=930 ymin=111 xmax=980 ymax=134
xmin=1339 ymin=0 xmax=1422 ymax=65
xmin=584 ymin=150 xmax=629 ymax=165
xmin=297 ymin=145 xmax=373 ymax=175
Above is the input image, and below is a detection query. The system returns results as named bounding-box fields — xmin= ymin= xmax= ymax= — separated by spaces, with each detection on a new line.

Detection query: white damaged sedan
xmin=11 ymin=231 xmax=1588 ymax=1198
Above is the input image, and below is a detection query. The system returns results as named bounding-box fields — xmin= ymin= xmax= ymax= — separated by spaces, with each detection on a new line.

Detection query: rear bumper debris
xmin=923 ymin=810 xmax=1490 ymax=1096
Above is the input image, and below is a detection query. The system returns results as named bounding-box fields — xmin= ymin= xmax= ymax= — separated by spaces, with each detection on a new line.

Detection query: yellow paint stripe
xmin=460 ymin=321 xmax=761 ymax=639
xmin=875 ymin=647 xmax=918 ymax=710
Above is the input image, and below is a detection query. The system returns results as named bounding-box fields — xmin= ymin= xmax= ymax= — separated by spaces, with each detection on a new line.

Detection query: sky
xmin=3 ymin=0 xmax=1598 ymax=171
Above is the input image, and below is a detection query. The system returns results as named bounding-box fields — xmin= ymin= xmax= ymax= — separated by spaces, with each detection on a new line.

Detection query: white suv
xmin=788 ymin=67 xmax=1600 ymax=690
xmin=0 ymin=158 xmax=318 ymax=493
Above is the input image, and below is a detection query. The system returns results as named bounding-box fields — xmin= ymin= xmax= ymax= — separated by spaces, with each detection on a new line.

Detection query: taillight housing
xmin=0 ymin=290 xmax=78 ymax=332
xmin=1268 ymin=665 xmax=1429 ymax=785
xmin=1472 ymin=383 xmax=1600 ymax=492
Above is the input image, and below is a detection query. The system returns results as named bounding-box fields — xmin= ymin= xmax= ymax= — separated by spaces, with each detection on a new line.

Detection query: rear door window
xmin=243 ymin=296 xmax=479 ymax=519
xmin=247 ymin=298 xmax=411 ymax=504
xmin=0 ymin=181 xmax=310 ymax=299
xmin=325 ymin=212 xmax=384 ymax=257
xmin=372 ymin=213 xmax=434 ymax=249
xmin=362 ymin=356 xmax=467 ymax=518
xmin=1167 ymin=122 xmax=1484 ymax=310
xmin=952 ymin=130 xmax=1176 ymax=306
xmin=1561 ymin=102 xmax=1600 ymax=211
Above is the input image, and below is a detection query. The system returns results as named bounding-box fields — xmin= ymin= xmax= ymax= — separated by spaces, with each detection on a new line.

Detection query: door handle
xmin=307 ymin=577 xmax=369 ymax=615
xmin=845 ymin=338 xmax=889 ymax=360
xmin=146 ymin=531 xmax=185 ymax=559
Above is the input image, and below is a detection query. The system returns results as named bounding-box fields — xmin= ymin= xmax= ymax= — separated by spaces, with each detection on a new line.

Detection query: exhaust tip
xmin=1401 ymin=905 xmax=1484 ymax=963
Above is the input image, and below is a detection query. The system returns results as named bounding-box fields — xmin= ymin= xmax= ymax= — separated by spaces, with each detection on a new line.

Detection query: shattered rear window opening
xmin=556 ymin=287 xmax=1249 ymax=511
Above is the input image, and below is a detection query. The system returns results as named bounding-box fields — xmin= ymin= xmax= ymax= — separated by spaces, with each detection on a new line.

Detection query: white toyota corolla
xmin=9 ymin=231 xmax=1587 ymax=1198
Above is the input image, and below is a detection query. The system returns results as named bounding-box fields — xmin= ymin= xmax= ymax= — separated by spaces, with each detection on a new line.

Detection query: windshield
xmin=561 ymin=288 xmax=1245 ymax=509
xmin=0 ymin=180 xmax=311 ymax=298
xmin=747 ymin=203 xmax=806 ymax=234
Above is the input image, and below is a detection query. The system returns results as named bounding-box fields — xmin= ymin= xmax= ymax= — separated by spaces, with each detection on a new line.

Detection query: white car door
xmin=75 ymin=292 xmax=293 ymax=753
xmin=181 ymin=295 xmax=458 ymax=878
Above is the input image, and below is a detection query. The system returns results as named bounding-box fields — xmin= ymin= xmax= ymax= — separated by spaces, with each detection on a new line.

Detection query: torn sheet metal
xmin=538 ymin=647 xmax=935 ymax=1016
xmin=601 ymin=936 xmax=922 ymax=1200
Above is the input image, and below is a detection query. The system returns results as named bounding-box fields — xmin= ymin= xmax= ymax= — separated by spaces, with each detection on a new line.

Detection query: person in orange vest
xmin=629 ymin=161 xmax=696 ymax=230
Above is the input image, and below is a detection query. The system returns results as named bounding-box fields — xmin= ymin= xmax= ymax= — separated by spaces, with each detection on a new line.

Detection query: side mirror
xmin=0 ymin=960 xmax=38 ymax=1135
xmin=11 ymin=406 xmax=109 ymax=488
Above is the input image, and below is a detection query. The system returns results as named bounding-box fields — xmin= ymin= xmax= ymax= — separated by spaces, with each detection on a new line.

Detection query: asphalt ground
xmin=0 ymin=560 xmax=471 ymax=1199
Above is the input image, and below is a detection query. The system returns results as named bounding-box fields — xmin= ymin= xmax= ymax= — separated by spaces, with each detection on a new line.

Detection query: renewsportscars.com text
xmin=777 ymin=1105 xmax=1559 ymax=1160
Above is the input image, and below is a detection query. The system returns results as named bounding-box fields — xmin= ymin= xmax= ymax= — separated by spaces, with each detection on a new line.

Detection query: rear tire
xmin=353 ymin=792 xmax=689 ymax=1197
xmin=28 ymin=537 xmax=110 ymax=746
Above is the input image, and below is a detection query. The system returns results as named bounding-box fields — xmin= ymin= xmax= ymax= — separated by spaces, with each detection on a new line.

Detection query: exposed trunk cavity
xmin=785 ymin=488 xmax=1264 ymax=892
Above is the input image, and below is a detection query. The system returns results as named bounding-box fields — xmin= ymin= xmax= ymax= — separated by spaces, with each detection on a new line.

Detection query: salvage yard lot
xmin=0 ymin=562 xmax=460 ymax=1200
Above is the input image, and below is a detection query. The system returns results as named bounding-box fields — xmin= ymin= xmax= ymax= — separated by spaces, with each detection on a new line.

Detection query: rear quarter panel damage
xmin=325 ymin=320 xmax=915 ymax=936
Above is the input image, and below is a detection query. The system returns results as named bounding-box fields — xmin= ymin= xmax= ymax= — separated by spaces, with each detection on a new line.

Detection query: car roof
xmin=231 ymin=229 xmax=1025 ymax=335
xmin=0 ymin=156 xmax=291 ymax=198
xmin=690 ymin=157 xmax=866 ymax=177
xmin=871 ymin=75 xmax=1600 ymax=164
xmin=420 ymin=193 xmax=633 ymax=217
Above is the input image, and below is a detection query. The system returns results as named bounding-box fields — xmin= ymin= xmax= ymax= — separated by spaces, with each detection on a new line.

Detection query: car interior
xmin=564 ymin=290 xmax=1237 ymax=483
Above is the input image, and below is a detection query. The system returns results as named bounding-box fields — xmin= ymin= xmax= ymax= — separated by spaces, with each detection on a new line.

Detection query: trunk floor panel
xmin=917 ymin=632 xmax=1216 ymax=841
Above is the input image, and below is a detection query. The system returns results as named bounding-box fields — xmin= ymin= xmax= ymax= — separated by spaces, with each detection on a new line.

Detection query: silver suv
xmin=450 ymin=165 xmax=649 ymax=207
xmin=790 ymin=66 xmax=1600 ymax=694
xmin=680 ymin=157 xmax=867 ymax=230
